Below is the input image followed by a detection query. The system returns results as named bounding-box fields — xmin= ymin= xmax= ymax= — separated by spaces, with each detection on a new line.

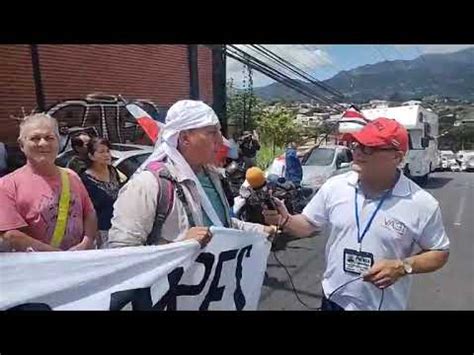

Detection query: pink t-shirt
xmin=0 ymin=164 xmax=95 ymax=250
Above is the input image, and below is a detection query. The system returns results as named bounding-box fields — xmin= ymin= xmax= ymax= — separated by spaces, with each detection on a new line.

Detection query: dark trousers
xmin=320 ymin=296 xmax=345 ymax=311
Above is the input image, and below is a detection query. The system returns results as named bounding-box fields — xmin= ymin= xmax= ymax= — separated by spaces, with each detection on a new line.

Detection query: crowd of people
xmin=0 ymin=100 xmax=450 ymax=311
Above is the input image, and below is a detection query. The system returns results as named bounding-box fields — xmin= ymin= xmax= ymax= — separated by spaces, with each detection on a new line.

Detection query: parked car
xmin=457 ymin=150 xmax=474 ymax=171
xmin=438 ymin=151 xmax=458 ymax=171
xmin=449 ymin=161 xmax=461 ymax=172
xmin=300 ymin=145 xmax=353 ymax=191
xmin=56 ymin=143 xmax=153 ymax=179
xmin=267 ymin=144 xmax=353 ymax=192
xmin=461 ymin=156 xmax=474 ymax=172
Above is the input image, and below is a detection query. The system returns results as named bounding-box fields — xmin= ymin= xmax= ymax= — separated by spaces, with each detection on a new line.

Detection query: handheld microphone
xmin=245 ymin=167 xmax=276 ymax=210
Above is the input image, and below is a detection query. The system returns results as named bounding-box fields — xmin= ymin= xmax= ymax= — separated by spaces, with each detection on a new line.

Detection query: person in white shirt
xmin=263 ymin=117 xmax=450 ymax=310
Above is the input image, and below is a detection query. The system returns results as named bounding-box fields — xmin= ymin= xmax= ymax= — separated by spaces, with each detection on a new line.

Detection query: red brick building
xmin=0 ymin=44 xmax=226 ymax=146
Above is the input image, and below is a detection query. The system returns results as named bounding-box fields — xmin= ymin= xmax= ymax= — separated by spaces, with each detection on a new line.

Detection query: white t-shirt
xmin=302 ymin=171 xmax=450 ymax=310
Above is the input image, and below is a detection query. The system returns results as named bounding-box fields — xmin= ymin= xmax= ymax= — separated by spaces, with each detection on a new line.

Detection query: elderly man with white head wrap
xmin=108 ymin=100 xmax=275 ymax=248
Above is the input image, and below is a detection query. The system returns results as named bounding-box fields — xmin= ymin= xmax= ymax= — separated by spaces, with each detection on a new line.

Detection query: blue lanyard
xmin=354 ymin=187 xmax=390 ymax=249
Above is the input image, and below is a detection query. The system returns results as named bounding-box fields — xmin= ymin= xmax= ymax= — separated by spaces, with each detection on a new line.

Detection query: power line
xmin=243 ymin=46 xmax=340 ymax=107
xmin=242 ymin=45 xmax=312 ymax=88
xmin=301 ymin=45 xmax=342 ymax=81
xmin=272 ymin=45 xmax=336 ymax=84
xmin=228 ymin=46 xmax=314 ymax=98
xmin=302 ymin=45 xmax=358 ymax=92
xmin=253 ymin=44 xmax=346 ymax=100
xmin=280 ymin=45 xmax=322 ymax=73
xmin=227 ymin=45 xmax=343 ymax=107
xmin=227 ymin=51 xmax=326 ymax=104
xmin=245 ymin=45 xmax=345 ymax=109
xmin=226 ymin=47 xmax=329 ymax=104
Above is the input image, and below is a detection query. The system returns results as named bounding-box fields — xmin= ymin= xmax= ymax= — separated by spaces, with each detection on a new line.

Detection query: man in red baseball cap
xmin=342 ymin=117 xmax=409 ymax=196
xmin=262 ymin=117 xmax=450 ymax=310
xmin=344 ymin=117 xmax=409 ymax=153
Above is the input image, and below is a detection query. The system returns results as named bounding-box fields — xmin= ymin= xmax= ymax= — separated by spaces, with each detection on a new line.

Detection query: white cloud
xmin=227 ymin=44 xmax=474 ymax=89
xmin=394 ymin=44 xmax=474 ymax=54
xmin=226 ymin=44 xmax=334 ymax=88
xmin=227 ymin=57 xmax=274 ymax=88
xmin=264 ymin=45 xmax=333 ymax=67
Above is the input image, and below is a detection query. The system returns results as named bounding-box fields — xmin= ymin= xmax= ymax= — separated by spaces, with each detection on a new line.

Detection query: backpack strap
xmin=145 ymin=162 xmax=196 ymax=245
xmin=145 ymin=162 xmax=174 ymax=245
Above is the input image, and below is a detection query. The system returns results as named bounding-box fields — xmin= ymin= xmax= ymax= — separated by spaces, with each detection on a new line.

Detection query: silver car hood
xmin=301 ymin=165 xmax=334 ymax=185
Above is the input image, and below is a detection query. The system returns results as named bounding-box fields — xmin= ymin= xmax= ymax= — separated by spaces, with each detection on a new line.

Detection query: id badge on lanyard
xmin=343 ymin=187 xmax=389 ymax=275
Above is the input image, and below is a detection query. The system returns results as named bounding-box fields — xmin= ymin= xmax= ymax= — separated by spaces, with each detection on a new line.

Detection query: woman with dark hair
xmin=81 ymin=138 xmax=124 ymax=248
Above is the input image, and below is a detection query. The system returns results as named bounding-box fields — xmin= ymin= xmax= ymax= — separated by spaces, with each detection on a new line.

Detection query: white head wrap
xmin=136 ymin=100 xmax=223 ymax=226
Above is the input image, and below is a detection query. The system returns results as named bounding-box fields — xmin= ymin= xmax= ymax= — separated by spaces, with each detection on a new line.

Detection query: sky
xmin=227 ymin=45 xmax=474 ymax=88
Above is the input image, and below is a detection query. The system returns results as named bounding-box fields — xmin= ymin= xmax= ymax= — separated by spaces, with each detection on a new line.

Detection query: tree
xmin=226 ymin=80 xmax=264 ymax=132
xmin=256 ymin=105 xmax=303 ymax=154
xmin=452 ymin=125 xmax=474 ymax=150
xmin=298 ymin=118 xmax=336 ymax=143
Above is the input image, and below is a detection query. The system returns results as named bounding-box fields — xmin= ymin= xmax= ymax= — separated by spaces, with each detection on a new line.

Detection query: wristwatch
xmin=402 ymin=259 xmax=413 ymax=275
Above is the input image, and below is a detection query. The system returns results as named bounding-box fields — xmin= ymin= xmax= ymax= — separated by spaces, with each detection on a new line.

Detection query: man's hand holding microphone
xmin=244 ymin=167 xmax=291 ymax=236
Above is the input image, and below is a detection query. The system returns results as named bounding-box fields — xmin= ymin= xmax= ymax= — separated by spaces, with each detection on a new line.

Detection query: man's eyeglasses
xmin=350 ymin=142 xmax=397 ymax=155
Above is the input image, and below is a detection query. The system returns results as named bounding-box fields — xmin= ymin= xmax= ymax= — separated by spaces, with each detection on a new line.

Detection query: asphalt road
xmin=258 ymin=171 xmax=474 ymax=310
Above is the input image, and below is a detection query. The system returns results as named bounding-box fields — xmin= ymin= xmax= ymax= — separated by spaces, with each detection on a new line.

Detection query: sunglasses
xmin=350 ymin=142 xmax=397 ymax=155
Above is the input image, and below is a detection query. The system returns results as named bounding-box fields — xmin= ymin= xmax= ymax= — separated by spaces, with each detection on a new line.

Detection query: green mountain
xmin=253 ymin=47 xmax=474 ymax=103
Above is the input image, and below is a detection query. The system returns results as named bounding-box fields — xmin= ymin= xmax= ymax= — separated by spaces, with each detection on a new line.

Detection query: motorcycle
xmin=224 ymin=133 xmax=262 ymax=198
xmin=224 ymin=158 xmax=247 ymax=198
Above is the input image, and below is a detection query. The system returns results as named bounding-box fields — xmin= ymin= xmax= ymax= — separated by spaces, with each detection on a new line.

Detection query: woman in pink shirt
xmin=0 ymin=113 xmax=98 ymax=252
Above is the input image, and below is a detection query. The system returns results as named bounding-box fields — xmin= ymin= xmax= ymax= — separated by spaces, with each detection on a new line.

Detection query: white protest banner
xmin=0 ymin=227 xmax=271 ymax=310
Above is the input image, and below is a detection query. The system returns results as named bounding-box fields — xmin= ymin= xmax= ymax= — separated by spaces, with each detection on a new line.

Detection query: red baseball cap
xmin=342 ymin=117 xmax=409 ymax=153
